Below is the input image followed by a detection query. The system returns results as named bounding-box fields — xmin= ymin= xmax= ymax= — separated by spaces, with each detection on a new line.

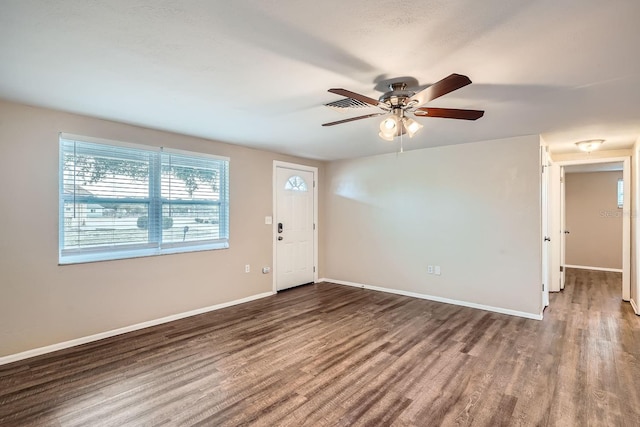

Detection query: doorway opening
xmin=548 ymin=157 xmax=630 ymax=303
xmin=564 ymin=162 xmax=623 ymax=272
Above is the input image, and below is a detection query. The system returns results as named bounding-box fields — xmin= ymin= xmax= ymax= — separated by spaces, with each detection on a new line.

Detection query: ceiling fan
xmin=322 ymin=73 xmax=484 ymax=141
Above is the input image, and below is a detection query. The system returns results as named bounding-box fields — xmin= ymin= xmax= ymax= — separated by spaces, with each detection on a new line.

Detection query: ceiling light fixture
xmin=575 ymin=139 xmax=604 ymax=152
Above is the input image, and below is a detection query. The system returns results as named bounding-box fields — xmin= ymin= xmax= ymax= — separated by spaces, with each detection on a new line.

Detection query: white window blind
xmin=59 ymin=135 xmax=229 ymax=264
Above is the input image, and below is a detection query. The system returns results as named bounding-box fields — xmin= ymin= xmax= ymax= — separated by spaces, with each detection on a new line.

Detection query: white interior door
xmin=560 ymin=166 xmax=566 ymax=290
xmin=550 ymin=163 xmax=561 ymax=292
xmin=622 ymin=157 xmax=631 ymax=301
xmin=275 ymin=166 xmax=315 ymax=291
xmin=541 ymin=147 xmax=550 ymax=308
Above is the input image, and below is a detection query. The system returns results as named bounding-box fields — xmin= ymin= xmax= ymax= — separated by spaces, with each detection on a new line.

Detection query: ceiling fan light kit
xmin=404 ymin=117 xmax=423 ymax=137
xmin=322 ymin=73 xmax=484 ymax=143
xmin=378 ymin=131 xmax=395 ymax=142
xmin=575 ymin=139 xmax=605 ymax=152
xmin=380 ymin=115 xmax=398 ymax=133
xmin=377 ymin=111 xmax=424 ymax=141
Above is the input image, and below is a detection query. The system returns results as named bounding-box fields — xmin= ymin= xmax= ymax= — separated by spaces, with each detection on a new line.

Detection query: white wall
xmin=0 ymin=100 xmax=325 ymax=358
xmin=323 ymin=135 xmax=542 ymax=317
xmin=0 ymin=98 xmax=548 ymax=358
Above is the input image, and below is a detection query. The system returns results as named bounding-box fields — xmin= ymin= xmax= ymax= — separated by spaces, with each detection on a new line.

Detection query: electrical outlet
xmin=427 ymin=265 xmax=434 ymax=274
xmin=435 ymin=265 xmax=441 ymax=276
xmin=262 ymin=267 xmax=271 ymax=274
xmin=245 ymin=264 xmax=250 ymax=273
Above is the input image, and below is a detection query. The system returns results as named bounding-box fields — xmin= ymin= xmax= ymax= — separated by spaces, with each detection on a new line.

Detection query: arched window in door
xmin=285 ymin=175 xmax=308 ymax=192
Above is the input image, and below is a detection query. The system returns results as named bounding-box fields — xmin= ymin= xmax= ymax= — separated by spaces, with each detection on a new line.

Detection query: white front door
xmin=275 ymin=165 xmax=315 ymax=291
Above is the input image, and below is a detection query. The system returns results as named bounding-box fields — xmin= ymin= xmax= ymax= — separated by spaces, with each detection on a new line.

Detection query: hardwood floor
xmin=1 ymin=268 xmax=639 ymax=426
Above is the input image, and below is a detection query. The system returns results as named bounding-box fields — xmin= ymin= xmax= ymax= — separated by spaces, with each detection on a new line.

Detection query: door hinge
xmin=313 ymin=180 xmax=316 ymax=188
xmin=313 ymin=223 xmax=316 ymax=230
xmin=560 ymin=266 xmax=564 ymax=272
xmin=313 ymin=266 xmax=316 ymax=273
xmin=560 ymin=176 xmax=564 ymax=183
xmin=542 ymin=283 xmax=545 ymax=291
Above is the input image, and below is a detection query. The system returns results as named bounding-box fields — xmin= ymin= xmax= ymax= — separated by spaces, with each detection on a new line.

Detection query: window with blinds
xmin=59 ymin=134 xmax=229 ymax=264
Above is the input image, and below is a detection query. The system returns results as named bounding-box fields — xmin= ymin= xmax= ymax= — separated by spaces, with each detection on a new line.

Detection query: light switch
xmin=265 ymin=216 xmax=272 ymax=225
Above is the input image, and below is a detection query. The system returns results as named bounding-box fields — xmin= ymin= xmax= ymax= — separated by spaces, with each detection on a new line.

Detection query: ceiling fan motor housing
xmin=379 ymin=82 xmax=416 ymax=108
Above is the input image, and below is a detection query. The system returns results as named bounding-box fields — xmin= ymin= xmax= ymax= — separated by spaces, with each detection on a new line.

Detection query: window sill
xmin=59 ymin=242 xmax=229 ymax=265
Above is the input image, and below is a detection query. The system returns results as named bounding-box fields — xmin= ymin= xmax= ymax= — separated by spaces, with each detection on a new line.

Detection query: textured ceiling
xmin=1 ymin=0 xmax=639 ymax=160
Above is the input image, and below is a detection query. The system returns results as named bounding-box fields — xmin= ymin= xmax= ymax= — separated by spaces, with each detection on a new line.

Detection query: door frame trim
xmin=272 ymin=161 xmax=319 ymax=293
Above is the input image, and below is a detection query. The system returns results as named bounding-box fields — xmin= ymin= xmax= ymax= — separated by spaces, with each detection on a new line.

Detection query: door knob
xmin=544 ymin=237 xmax=551 ymax=242
xmin=278 ymin=236 xmax=283 ymax=241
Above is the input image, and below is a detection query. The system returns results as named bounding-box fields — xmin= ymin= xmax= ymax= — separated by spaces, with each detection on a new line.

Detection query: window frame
xmin=58 ymin=133 xmax=229 ymax=265
xmin=617 ymin=178 xmax=624 ymax=209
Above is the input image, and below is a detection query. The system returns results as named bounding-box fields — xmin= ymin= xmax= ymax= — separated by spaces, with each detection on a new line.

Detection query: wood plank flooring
xmin=1 ymin=268 xmax=639 ymax=426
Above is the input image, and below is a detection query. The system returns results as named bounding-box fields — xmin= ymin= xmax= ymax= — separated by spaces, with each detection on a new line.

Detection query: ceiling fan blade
xmin=409 ymin=74 xmax=472 ymax=107
xmin=322 ymin=113 xmax=384 ymax=126
xmin=328 ymin=88 xmax=383 ymax=108
xmin=414 ymin=107 xmax=484 ymax=120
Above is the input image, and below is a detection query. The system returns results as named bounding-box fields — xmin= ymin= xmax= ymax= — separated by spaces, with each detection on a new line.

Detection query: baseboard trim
xmin=564 ymin=265 xmax=623 ymax=273
xmin=319 ymin=278 xmax=542 ymax=321
xmin=0 ymin=291 xmax=274 ymax=366
xmin=631 ymin=298 xmax=639 ymax=315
